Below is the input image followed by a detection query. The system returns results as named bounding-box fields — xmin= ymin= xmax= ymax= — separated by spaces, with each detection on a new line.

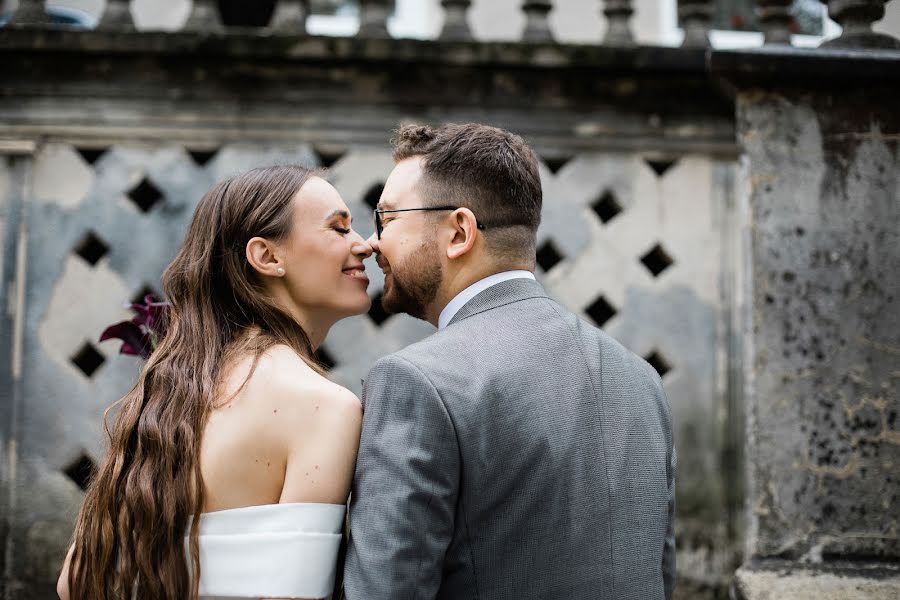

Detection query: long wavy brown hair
xmin=68 ymin=165 xmax=323 ymax=599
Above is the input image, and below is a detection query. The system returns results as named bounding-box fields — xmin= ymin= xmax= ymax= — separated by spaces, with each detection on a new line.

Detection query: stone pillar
xmin=98 ymin=0 xmax=135 ymax=30
xmin=522 ymin=0 xmax=554 ymax=42
xmin=602 ymin=0 xmax=635 ymax=46
xmin=820 ymin=0 xmax=900 ymax=49
xmin=270 ymin=0 xmax=309 ymax=34
xmin=755 ymin=0 xmax=793 ymax=44
xmin=711 ymin=47 xmax=900 ymax=599
xmin=358 ymin=0 xmax=391 ymax=38
xmin=8 ymin=0 xmax=52 ymax=25
xmin=185 ymin=0 xmax=224 ymax=32
xmin=440 ymin=0 xmax=472 ymax=41
xmin=679 ymin=0 xmax=714 ymax=47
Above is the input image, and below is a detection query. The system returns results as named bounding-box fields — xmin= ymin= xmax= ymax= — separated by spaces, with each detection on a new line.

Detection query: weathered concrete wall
xmin=740 ymin=85 xmax=899 ymax=562
xmin=715 ymin=46 xmax=900 ymax=598
xmin=734 ymin=561 xmax=900 ymax=600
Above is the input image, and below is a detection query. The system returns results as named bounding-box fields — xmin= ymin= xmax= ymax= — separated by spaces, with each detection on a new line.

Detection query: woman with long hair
xmin=57 ymin=165 xmax=373 ymax=599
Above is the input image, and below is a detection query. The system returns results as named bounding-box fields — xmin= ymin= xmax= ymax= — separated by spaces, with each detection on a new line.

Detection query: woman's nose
xmin=351 ymin=230 xmax=374 ymax=258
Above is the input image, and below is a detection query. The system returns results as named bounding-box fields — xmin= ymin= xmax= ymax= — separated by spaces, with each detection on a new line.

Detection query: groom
xmin=343 ymin=123 xmax=676 ymax=599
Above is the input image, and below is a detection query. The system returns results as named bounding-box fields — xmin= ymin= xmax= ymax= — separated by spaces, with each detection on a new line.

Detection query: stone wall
xmin=0 ymin=7 xmax=746 ymax=598
xmin=712 ymin=45 xmax=900 ymax=599
xmin=0 ymin=141 xmax=744 ymax=600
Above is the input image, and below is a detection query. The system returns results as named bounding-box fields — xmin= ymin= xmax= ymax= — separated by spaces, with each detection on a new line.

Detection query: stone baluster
xmin=185 ymin=0 xmax=224 ymax=32
xmin=8 ymin=0 xmax=53 ymax=25
xmin=522 ymin=0 xmax=554 ymax=42
xmin=98 ymin=0 xmax=135 ymax=30
xmin=440 ymin=0 xmax=473 ymax=41
xmin=820 ymin=0 xmax=900 ymax=48
xmin=755 ymin=0 xmax=793 ymax=44
xmin=602 ymin=0 xmax=635 ymax=46
xmin=679 ymin=0 xmax=714 ymax=47
xmin=270 ymin=0 xmax=309 ymax=34
xmin=359 ymin=0 xmax=391 ymax=38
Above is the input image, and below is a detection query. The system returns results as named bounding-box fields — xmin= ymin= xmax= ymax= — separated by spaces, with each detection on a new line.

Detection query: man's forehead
xmin=379 ymin=157 xmax=424 ymax=209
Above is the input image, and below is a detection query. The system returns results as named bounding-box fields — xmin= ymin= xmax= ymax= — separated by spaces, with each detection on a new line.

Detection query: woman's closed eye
xmin=333 ymin=226 xmax=351 ymax=235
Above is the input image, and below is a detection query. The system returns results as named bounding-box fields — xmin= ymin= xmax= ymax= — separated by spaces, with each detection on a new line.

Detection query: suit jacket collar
xmin=446 ymin=277 xmax=550 ymax=327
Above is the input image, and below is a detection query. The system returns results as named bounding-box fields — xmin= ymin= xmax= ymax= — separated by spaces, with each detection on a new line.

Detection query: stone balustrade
xmin=820 ymin=0 xmax=900 ymax=48
xmin=6 ymin=0 xmax=900 ymax=51
xmin=97 ymin=0 xmax=134 ymax=30
xmin=679 ymin=0 xmax=714 ymax=47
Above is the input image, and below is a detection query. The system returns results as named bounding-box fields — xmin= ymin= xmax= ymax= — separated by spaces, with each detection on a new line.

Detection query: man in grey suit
xmin=343 ymin=123 xmax=676 ymax=599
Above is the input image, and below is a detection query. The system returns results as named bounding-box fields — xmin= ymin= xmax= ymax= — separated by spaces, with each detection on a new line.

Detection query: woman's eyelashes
xmin=333 ymin=226 xmax=351 ymax=235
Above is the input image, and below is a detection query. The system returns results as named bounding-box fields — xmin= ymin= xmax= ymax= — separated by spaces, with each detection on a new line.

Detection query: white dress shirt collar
xmin=437 ymin=270 xmax=536 ymax=330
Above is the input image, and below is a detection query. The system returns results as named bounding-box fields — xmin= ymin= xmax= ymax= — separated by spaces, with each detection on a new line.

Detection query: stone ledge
xmin=0 ymin=25 xmax=708 ymax=73
xmin=732 ymin=560 xmax=900 ymax=600
xmin=709 ymin=46 xmax=900 ymax=88
xmin=0 ymin=24 xmax=736 ymax=156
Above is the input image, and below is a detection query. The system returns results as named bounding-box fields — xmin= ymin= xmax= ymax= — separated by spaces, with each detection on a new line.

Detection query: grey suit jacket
xmin=344 ymin=278 xmax=676 ymax=599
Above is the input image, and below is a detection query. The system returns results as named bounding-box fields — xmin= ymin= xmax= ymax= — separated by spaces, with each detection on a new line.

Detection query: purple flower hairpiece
xmin=99 ymin=294 xmax=170 ymax=359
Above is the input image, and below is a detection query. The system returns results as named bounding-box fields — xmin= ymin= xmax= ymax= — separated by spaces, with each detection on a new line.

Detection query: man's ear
xmin=246 ymin=237 xmax=285 ymax=278
xmin=446 ymin=208 xmax=479 ymax=260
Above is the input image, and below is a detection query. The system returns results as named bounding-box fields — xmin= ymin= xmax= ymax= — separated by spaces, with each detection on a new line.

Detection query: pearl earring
xmin=277 ymin=267 xmax=285 ymax=276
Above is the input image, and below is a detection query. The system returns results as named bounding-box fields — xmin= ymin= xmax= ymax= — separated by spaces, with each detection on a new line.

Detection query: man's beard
xmin=380 ymin=241 xmax=442 ymax=321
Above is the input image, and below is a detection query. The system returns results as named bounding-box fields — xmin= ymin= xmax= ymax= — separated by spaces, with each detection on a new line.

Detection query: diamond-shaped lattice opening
xmin=313 ymin=145 xmax=347 ymax=169
xmin=644 ymin=350 xmax=672 ymax=378
xmin=127 ymin=177 xmax=164 ymax=213
xmin=591 ymin=190 xmax=623 ymax=224
xmin=543 ymin=155 xmax=573 ymax=175
xmin=131 ymin=285 xmax=161 ymax=305
xmin=71 ymin=342 xmax=105 ymax=378
xmin=585 ymin=295 xmax=617 ymax=328
xmin=645 ymin=158 xmax=678 ymax=178
xmin=536 ymin=239 xmax=563 ymax=273
xmin=188 ymin=148 xmax=219 ymax=167
xmin=362 ymin=182 xmax=385 ymax=210
xmin=368 ymin=292 xmax=391 ymax=326
xmin=315 ymin=346 xmax=336 ymax=371
xmin=76 ymin=147 xmax=107 ymax=166
xmin=73 ymin=231 xmax=110 ymax=266
xmin=640 ymin=243 xmax=674 ymax=278
xmin=63 ymin=452 xmax=97 ymax=492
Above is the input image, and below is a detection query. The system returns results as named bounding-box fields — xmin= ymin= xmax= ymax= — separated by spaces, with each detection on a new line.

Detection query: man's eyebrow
xmin=324 ymin=209 xmax=351 ymax=221
xmin=376 ymin=201 xmax=395 ymax=211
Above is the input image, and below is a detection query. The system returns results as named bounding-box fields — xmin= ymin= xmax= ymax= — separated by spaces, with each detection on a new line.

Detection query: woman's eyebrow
xmin=324 ymin=209 xmax=351 ymax=222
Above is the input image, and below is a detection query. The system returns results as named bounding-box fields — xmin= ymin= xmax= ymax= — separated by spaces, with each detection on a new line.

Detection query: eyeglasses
xmin=373 ymin=206 xmax=486 ymax=240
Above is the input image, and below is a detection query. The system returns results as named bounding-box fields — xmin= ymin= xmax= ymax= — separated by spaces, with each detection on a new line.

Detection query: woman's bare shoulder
xmin=249 ymin=344 xmax=361 ymax=426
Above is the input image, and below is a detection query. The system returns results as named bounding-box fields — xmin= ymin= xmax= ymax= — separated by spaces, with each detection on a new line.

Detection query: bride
xmin=57 ymin=165 xmax=373 ymax=599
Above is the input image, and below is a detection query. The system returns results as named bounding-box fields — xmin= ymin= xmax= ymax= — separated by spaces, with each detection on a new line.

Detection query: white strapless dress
xmin=189 ymin=502 xmax=345 ymax=600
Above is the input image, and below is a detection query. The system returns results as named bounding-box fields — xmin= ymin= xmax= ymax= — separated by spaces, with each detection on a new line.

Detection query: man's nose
xmin=366 ymin=231 xmax=380 ymax=252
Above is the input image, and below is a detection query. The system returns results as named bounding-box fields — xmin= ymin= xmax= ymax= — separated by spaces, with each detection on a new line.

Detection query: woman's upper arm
xmin=278 ymin=384 xmax=362 ymax=505
xmin=57 ymin=543 xmax=74 ymax=600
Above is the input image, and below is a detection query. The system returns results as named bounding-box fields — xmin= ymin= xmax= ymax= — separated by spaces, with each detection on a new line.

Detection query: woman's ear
xmin=446 ymin=208 xmax=479 ymax=260
xmin=246 ymin=237 xmax=285 ymax=278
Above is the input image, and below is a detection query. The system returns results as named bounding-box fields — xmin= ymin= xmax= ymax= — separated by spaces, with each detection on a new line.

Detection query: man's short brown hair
xmin=391 ymin=123 xmax=542 ymax=259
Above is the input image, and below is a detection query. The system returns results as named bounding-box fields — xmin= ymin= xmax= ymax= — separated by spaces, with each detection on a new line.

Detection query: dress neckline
xmin=200 ymin=501 xmax=345 ymax=516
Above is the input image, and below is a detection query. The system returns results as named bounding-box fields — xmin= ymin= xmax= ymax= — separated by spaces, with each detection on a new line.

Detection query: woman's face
xmin=276 ymin=176 xmax=372 ymax=322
